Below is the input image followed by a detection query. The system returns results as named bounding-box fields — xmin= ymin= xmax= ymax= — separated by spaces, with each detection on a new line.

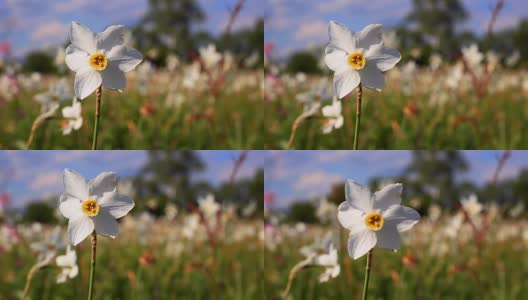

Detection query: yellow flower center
xmin=347 ymin=52 xmax=366 ymax=70
xmin=89 ymin=53 xmax=108 ymax=71
xmin=364 ymin=211 xmax=384 ymax=231
xmin=81 ymin=199 xmax=100 ymax=217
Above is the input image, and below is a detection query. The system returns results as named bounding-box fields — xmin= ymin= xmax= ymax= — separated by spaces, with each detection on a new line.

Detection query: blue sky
xmin=0 ymin=0 xmax=263 ymax=56
xmin=264 ymin=151 xmax=527 ymax=209
xmin=265 ymin=0 xmax=528 ymax=57
xmin=0 ymin=150 xmax=263 ymax=208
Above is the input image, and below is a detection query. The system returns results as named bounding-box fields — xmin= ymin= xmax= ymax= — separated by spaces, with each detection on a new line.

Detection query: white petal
xmin=97 ymin=25 xmax=126 ymax=51
xmin=334 ymin=116 xmax=344 ymax=129
xmin=373 ymin=183 xmax=402 ymax=212
xmin=93 ymin=209 xmax=119 ymax=238
xmin=365 ymin=44 xmax=401 ymax=72
xmin=63 ymin=169 xmax=89 ymax=200
xmin=322 ymin=123 xmax=333 ymax=134
xmin=101 ymin=65 xmax=126 ymax=91
xmin=345 ymin=180 xmax=372 ymax=213
xmin=333 ymin=67 xmax=360 ymax=99
xmin=322 ymin=102 xmax=340 ymax=117
xmin=328 ymin=21 xmax=356 ymax=53
xmin=62 ymin=105 xmax=76 ymax=119
xmin=99 ymin=192 xmax=135 ymax=219
xmin=68 ymin=216 xmax=94 ymax=246
xmin=356 ymin=24 xmax=383 ymax=49
xmin=107 ymin=45 xmax=143 ymax=72
xmin=383 ymin=205 xmax=421 ymax=232
xmin=69 ymin=265 xmax=79 ymax=278
xmin=337 ymin=201 xmax=366 ymax=230
xmin=89 ymin=172 xmax=117 ymax=198
xmin=73 ymin=118 xmax=83 ymax=130
xmin=359 ymin=64 xmax=384 ymax=91
xmin=69 ymin=22 xmax=97 ymax=54
xmin=59 ymin=194 xmax=83 ymax=220
xmin=74 ymin=68 xmax=102 ymax=100
xmin=348 ymin=229 xmax=376 ymax=259
xmin=375 ymin=224 xmax=401 ymax=249
xmin=324 ymin=49 xmax=347 ymax=72
xmin=65 ymin=45 xmax=89 ymax=72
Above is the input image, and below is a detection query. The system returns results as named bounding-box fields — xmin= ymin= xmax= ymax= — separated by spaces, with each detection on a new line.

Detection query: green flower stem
xmin=92 ymin=86 xmax=102 ymax=150
xmin=353 ymin=83 xmax=362 ymax=150
xmin=361 ymin=249 xmax=373 ymax=300
xmin=88 ymin=231 xmax=97 ymax=300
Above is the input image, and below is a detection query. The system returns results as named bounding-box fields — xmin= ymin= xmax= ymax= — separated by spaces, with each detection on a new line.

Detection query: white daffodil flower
xmin=34 ymin=79 xmax=72 ymax=114
xmin=325 ymin=21 xmax=401 ymax=98
xmin=65 ymin=22 xmax=143 ymax=99
xmin=56 ymin=245 xmax=78 ymax=284
xmin=337 ymin=181 xmax=420 ymax=259
xmin=59 ymin=169 xmax=135 ymax=246
xmin=321 ymin=100 xmax=344 ymax=134
xmin=61 ymin=97 xmax=83 ymax=135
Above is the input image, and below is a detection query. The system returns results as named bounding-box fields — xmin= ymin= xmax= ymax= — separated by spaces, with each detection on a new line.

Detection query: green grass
xmin=0 ymin=71 xmax=263 ymax=150
xmin=264 ymin=223 xmax=527 ymax=300
xmin=0 ymin=220 xmax=264 ymax=300
xmin=264 ymin=73 xmax=528 ymax=149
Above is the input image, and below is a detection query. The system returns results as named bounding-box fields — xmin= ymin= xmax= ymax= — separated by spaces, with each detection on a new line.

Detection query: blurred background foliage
xmin=19 ymin=0 xmax=264 ymax=74
xmin=8 ymin=151 xmax=263 ymax=224
xmin=284 ymin=151 xmax=526 ymax=223
xmin=282 ymin=0 xmax=528 ymax=74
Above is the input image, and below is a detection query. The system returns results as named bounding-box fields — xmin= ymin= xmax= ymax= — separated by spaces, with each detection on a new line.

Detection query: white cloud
xmin=294 ymin=170 xmax=342 ymax=194
xmin=30 ymin=172 xmax=62 ymax=193
xmin=30 ymin=20 xmax=67 ymax=43
xmin=294 ymin=20 xmax=327 ymax=41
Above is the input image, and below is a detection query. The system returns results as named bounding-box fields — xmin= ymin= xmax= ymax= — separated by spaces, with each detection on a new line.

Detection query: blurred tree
xmin=23 ymin=202 xmax=56 ymax=224
xmin=215 ymin=169 xmax=264 ymax=217
xmin=287 ymin=201 xmax=317 ymax=224
xmin=404 ymin=0 xmax=468 ymax=56
xmin=22 ymin=51 xmax=57 ymax=74
xmin=402 ymin=151 xmax=468 ymax=208
xmin=286 ymin=51 xmax=321 ymax=74
xmin=134 ymin=0 xmax=205 ymax=60
xmin=217 ymin=18 xmax=265 ymax=68
xmin=513 ymin=19 xmax=528 ymax=65
xmin=326 ymin=182 xmax=345 ymax=206
xmin=134 ymin=151 xmax=205 ymax=214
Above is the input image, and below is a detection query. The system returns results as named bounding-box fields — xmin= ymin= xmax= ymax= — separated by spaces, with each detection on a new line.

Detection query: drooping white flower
xmin=65 ymin=22 xmax=143 ymax=99
xmin=56 ymin=245 xmax=78 ymax=283
xmin=34 ymin=79 xmax=72 ymax=114
xmin=337 ymin=181 xmax=420 ymax=259
xmin=61 ymin=97 xmax=83 ymax=135
xmin=325 ymin=22 xmax=401 ymax=98
xmin=59 ymin=169 xmax=135 ymax=246
xmin=321 ymin=99 xmax=344 ymax=134
xmin=314 ymin=243 xmax=341 ymax=283
xmin=299 ymin=236 xmax=340 ymax=283
xmin=296 ymin=78 xmax=332 ymax=110
xmin=30 ymin=226 xmax=65 ymax=260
